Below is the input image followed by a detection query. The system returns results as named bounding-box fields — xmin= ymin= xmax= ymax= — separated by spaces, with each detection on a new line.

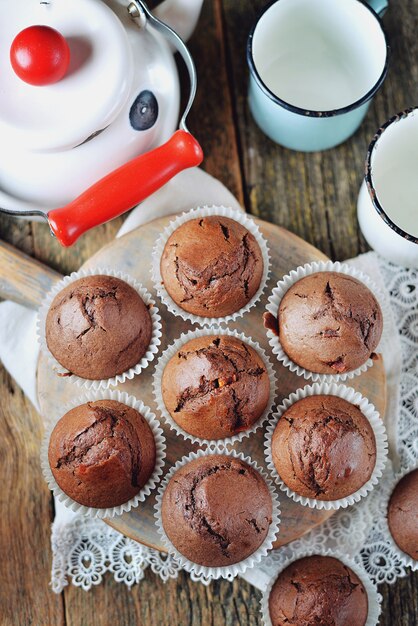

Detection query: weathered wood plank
xmin=380 ymin=573 xmax=418 ymax=626
xmin=186 ymin=0 xmax=245 ymax=207
xmin=64 ymin=571 xmax=262 ymax=626
xmin=0 ymin=368 xmax=65 ymax=626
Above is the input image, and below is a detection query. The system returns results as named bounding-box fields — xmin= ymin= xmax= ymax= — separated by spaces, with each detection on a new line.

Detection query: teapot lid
xmin=0 ymin=0 xmax=134 ymax=151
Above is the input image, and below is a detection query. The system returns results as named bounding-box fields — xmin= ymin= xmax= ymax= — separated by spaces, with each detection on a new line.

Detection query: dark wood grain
xmin=186 ymin=0 xmax=245 ymax=207
xmin=0 ymin=368 xmax=65 ymax=626
xmin=63 ymin=570 xmax=263 ymax=626
xmin=0 ymin=0 xmax=417 ymax=624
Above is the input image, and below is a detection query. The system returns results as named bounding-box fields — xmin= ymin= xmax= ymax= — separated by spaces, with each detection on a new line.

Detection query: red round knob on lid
xmin=10 ymin=25 xmax=70 ymax=86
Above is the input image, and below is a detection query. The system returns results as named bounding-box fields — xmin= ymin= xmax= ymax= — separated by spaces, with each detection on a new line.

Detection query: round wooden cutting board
xmin=37 ymin=215 xmax=386 ymax=552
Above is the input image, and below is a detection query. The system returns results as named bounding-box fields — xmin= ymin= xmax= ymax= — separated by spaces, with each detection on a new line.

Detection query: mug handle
xmin=364 ymin=0 xmax=388 ymax=17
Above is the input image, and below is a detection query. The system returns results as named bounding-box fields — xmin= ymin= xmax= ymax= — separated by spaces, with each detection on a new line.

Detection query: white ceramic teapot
xmin=0 ymin=0 xmax=203 ymax=243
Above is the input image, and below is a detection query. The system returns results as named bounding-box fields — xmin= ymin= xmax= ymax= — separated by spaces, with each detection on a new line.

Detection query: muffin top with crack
xmin=271 ymin=395 xmax=376 ymax=501
xmin=161 ymin=334 xmax=270 ymax=440
xmin=275 ymin=272 xmax=383 ymax=374
xmin=387 ymin=468 xmax=418 ymax=561
xmin=159 ymin=216 xmax=264 ymax=318
xmin=268 ymin=555 xmax=368 ymax=626
xmin=161 ymin=455 xmax=273 ymax=567
xmin=45 ymin=275 xmax=152 ymax=380
xmin=48 ymin=400 xmax=156 ymax=509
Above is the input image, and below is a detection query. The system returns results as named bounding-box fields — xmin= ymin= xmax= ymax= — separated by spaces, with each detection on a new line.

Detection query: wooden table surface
xmin=0 ymin=1 xmax=417 ymax=624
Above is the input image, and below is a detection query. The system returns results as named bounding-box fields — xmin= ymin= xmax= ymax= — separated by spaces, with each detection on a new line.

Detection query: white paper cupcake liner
xmin=260 ymin=547 xmax=382 ymax=626
xmin=152 ymin=327 xmax=277 ymax=447
xmin=154 ymin=447 xmax=281 ymax=580
xmin=264 ymin=382 xmax=388 ymax=510
xmin=151 ymin=205 xmax=271 ymax=327
xmin=40 ymin=388 xmax=166 ymax=519
xmin=265 ymin=260 xmax=388 ymax=382
xmin=37 ymin=267 xmax=162 ymax=390
xmin=381 ymin=462 xmax=418 ymax=571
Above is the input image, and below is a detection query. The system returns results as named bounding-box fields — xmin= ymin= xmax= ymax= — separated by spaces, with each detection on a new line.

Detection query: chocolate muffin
xmin=271 ymin=395 xmax=376 ymax=501
xmin=268 ymin=555 xmax=368 ymax=626
xmin=387 ymin=468 xmax=418 ymax=560
xmin=161 ymin=455 xmax=273 ymax=567
xmin=46 ymin=275 xmax=152 ymax=380
xmin=275 ymin=272 xmax=383 ymax=374
xmin=48 ymin=400 xmax=156 ymax=509
xmin=160 ymin=215 xmax=264 ymax=318
xmin=161 ymin=335 xmax=270 ymax=440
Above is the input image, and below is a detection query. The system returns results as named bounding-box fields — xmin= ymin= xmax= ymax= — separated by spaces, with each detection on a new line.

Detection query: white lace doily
xmin=51 ymin=253 xmax=418 ymax=593
xmin=51 ymin=516 xmax=183 ymax=593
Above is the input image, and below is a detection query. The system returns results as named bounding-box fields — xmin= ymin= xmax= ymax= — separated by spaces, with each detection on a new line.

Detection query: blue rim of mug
xmin=246 ymin=0 xmax=390 ymax=118
xmin=365 ymin=106 xmax=418 ymax=244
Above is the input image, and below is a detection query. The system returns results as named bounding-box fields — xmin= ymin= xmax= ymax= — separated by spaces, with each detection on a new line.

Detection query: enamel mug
xmin=358 ymin=108 xmax=418 ymax=268
xmin=247 ymin=0 xmax=390 ymax=152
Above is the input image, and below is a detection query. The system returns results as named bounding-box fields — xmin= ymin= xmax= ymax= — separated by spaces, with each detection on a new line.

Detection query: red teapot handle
xmin=48 ymin=130 xmax=203 ymax=247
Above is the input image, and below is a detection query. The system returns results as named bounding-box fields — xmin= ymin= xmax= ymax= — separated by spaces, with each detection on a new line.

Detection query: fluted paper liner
xmin=264 ymin=382 xmax=388 ymax=510
xmin=153 ymin=327 xmax=277 ymax=447
xmin=265 ymin=260 xmax=388 ymax=382
xmin=381 ymin=462 xmax=418 ymax=571
xmin=154 ymin=448 xmax=281 ymax=580
xmin=151 ymin=205 xmax=271 ymax=327
xmin=37 ymin=267 xmax=162 ymax=390
xmin=41 ymin=389 xmax=166 ymax=519
xmin=260 ymin=547 xmax=382 ymax=626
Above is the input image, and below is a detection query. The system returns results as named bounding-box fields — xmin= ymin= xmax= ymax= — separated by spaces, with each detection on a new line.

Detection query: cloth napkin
xmin=0 ymin=167 xmax=401 ymax=591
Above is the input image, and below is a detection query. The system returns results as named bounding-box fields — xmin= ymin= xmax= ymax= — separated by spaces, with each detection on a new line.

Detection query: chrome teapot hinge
xmin=127 ymin=1 xmax=147 ymax=29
